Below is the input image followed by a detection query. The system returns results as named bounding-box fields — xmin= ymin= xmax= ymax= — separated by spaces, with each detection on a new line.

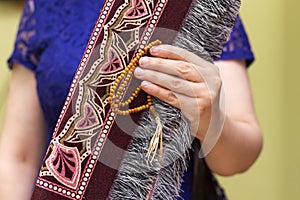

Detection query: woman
xmin=0 ymin=0 xmax=262 ymax=199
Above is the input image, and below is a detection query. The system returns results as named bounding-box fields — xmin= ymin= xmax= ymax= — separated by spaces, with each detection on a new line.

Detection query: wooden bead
xmin=108 ymin=40 xmax=161 ymax=115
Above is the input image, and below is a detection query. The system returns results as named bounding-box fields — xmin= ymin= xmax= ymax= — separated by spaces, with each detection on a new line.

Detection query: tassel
xmin=146 ymin=106 xmax=163 ymax=163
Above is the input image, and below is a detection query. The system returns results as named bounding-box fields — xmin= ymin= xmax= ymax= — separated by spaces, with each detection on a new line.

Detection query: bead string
xmin=108 ymin=40 xmax=162 ymax=115
xmin=108 ymin=40 xmax=163 ymax=163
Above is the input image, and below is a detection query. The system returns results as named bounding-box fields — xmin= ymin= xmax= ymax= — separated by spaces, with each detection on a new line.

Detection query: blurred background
xmin=0 ymin=0 xmax=299 ymax=199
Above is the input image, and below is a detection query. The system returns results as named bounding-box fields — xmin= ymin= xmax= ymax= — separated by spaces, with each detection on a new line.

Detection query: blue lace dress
xmin=8 ymin=0 xmax=254 ymax=199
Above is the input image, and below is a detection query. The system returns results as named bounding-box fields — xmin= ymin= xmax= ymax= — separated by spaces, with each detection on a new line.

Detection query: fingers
xmin=137 ymin=55 xmax=221 ymax=98
xmin=149 ymin=44 xmax=212 ymax=67
xmin=140 ymin=80 xmax=205 ymax=119
xmin=139 ymin=45 xmax=219 ymax=84
xmin=132 ymin=44 xmax=223 ymax=140
xmin=134 ymin=67 xmax=208 ymax=98
xmin=139 ymin=56 xmax=203 ymax=82
xmin=134 ymin=44 xmax=222 ymax=103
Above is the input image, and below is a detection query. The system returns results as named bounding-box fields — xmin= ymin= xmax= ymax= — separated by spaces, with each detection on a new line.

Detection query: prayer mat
xmin=31 ymin=0 xmax=240 ymax=199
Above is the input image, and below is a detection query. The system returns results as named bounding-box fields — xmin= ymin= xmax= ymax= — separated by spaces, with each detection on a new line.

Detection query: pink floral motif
xmin=125 ymin=0 xmax=148 ymax=18
xmin=46 ymin=141 xmax=81 ymax=189
xmin=100 ymin=48 xmax=123 ymax=73
xmin=77 ymin=104 xmax=99 ymax=129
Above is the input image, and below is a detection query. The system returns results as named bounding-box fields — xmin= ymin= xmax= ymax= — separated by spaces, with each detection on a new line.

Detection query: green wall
xmin=219 ymin=0 xmax=300 ymax=199
xmin=285 ymin=0 xmax=300 ymax=198
xmin=0 ymin=3 xmax=22 ymax=130
xmin=1 ymin=1 xmax=299 ymax=199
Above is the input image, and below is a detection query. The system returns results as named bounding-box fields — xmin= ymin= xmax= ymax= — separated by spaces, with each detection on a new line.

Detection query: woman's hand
xmin=134 ymin=45 xmax=263 ymax=176
xmin=134 ymin=44 xmax=223 ymax=142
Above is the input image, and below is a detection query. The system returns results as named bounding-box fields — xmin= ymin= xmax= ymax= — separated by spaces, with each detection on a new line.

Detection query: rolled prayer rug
xmin=31 ymin=0 xmax=240 ymax=199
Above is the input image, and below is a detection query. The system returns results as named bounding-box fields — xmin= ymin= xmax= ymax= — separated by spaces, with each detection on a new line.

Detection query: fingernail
xmin=141 ymin=81 xmax=149 ymax=89
xmin=150 ymin=46 xmax=158 ymax=54
xmin=134 ymin=67 xmax=144 ymax=76
xmin=139 ymin=57 xmax=148 ymax=65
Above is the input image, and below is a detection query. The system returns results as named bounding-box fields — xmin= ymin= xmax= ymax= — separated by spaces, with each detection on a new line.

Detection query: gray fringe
xmin=109 ymin=98 xmax=192 ymax=200
xmin=175 ymin=0 xmax=241 ymax=62
xmin=109 ymin=0 xmax=240 ymax=199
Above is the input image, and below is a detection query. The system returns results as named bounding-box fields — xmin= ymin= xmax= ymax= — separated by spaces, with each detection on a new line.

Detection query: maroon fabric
xmin=31 ymin=0 xmax=193 ymax=199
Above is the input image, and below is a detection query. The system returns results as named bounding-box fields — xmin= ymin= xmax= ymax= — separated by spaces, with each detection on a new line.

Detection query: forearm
xmin=198 ymin=60 xmax=263 ymax=176
xmin=0 ymin=156 xmax=39 ymax=200
xmin=204 ymin=113 xmax=263 ymax=176
xmin=0 ymin=64 xmax=47 ymax=199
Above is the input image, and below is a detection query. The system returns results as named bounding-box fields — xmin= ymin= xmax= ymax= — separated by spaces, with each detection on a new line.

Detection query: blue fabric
xmin=218 ymin=15 xmax=255 ymax=66
xmin=8 ymin=0 xmax=254 ymax=199
xmin=8 ymin=0 xmax=105 ymax=143
xmin=179 ymin=157 xmax=194 ymax=199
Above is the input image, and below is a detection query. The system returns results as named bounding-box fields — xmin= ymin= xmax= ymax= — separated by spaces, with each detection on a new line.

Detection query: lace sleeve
xmin=8 ymin=0 xmax=41 ymax=71
xmin=218 ymin=15 xmax=255 ymax=66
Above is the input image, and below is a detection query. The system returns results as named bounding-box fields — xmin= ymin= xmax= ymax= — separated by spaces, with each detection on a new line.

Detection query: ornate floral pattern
xmin=76 ymin=104 xmax=100 ymax=129
xmin=46 ymin=141 xmax=81 ymax=190
xmin=125 ymin=0 xmax=150 ymax=18
xmin=33 ymin=0 xmax=167 ymax=198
